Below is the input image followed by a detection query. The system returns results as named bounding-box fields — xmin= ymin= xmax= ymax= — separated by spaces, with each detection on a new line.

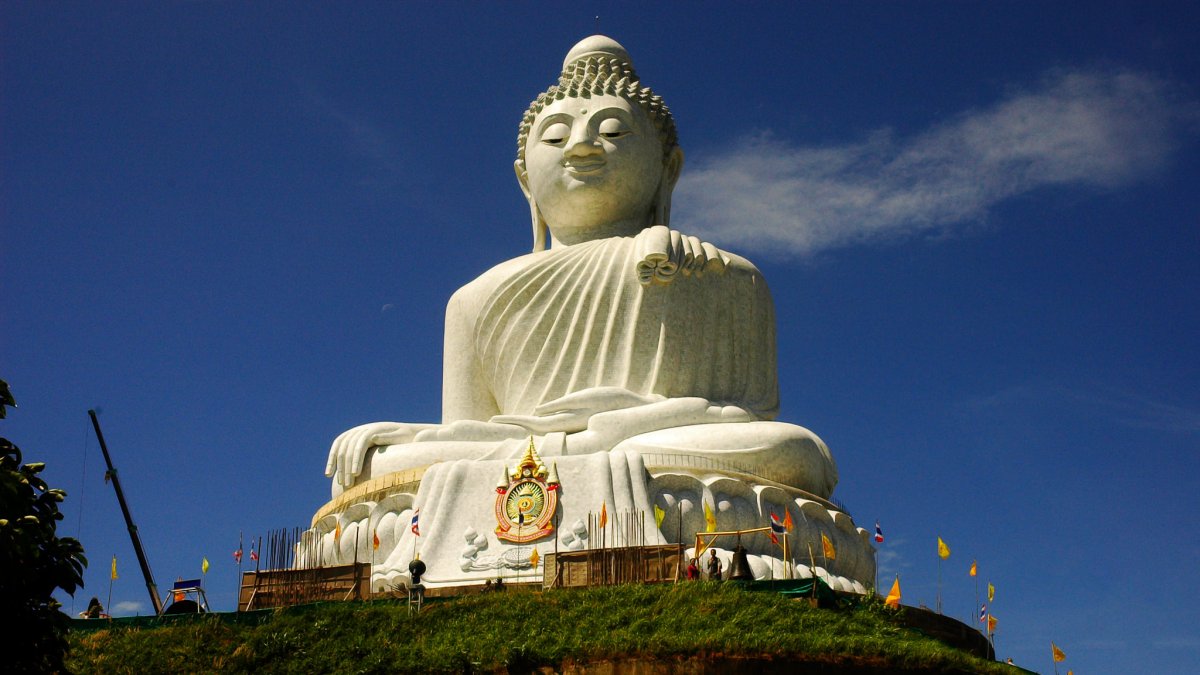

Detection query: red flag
xmin=783 ymin=510 xmax=794 ymax=532
xmin=372 ymin=529 xmax=380 ymax=550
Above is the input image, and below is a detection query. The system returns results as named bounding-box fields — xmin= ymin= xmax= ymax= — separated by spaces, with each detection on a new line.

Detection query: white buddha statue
xmin=325 ymin=35 xmax=837 ymax=504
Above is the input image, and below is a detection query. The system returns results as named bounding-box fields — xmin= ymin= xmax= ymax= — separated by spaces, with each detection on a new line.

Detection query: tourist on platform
xmin=706 ymin=549 xmax=722 ymax=580
xmin=686 ymin=558 xmax=699 ymax=580
xmin=81 ymin=597 xmax=104 ymax=619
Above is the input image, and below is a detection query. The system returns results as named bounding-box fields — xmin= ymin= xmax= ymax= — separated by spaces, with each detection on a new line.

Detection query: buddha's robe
xmin=472 ymin=233 xmax=778 ymax=419
xmin=354 ymin=229 xmax=837 ymax=498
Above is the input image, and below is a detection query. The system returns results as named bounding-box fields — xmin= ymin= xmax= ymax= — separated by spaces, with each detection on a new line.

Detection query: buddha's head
xmin=516 ymin=36 xmax=684 ymax=250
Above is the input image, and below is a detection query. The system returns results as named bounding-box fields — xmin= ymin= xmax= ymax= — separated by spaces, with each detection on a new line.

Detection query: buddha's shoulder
xmin=446 ymin=250 xmax=549 ymax=314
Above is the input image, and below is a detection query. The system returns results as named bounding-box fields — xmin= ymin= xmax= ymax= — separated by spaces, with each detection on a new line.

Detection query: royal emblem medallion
xmin=495 ymin=438 xmax=560 ymax=543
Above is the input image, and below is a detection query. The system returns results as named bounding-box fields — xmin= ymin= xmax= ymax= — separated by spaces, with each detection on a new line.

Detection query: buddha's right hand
xmin=325 ymin=422 xmax=438 ymax=488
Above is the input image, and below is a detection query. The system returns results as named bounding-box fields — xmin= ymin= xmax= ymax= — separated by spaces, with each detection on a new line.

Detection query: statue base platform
xmin=306 ymin=449 xmax=876 ymax=594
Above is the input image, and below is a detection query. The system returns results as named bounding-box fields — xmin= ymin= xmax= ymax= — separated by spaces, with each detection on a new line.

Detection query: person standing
xmin=706 ymin=549 xmax=722 ymax=581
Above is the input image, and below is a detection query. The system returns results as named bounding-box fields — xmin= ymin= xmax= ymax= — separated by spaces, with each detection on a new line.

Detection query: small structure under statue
xmin=307 ymin=35 xmax=876 ymax=594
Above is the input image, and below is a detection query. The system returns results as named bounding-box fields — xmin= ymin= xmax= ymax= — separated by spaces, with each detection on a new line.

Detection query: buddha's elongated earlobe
xmin=515 ymin=160 xmax=549 ymax=252
xmin=530 ymin=202 xmax=548 ymax=252
xmin=653 ymin=147 xmax=685 ymax=227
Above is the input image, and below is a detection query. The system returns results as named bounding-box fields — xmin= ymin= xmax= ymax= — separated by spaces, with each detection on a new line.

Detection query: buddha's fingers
xmin=491 ymin=411 xmax=582 ymax=434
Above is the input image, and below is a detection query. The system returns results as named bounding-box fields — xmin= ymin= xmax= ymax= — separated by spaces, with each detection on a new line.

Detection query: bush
xmin=0 ymin=380 xmax=88 ymax=673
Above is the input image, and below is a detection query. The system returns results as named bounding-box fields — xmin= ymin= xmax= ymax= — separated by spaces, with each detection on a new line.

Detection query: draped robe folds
xmin=474 ymin=234 xmax=780 ymax=419
xmin=353 ymin=231 xmax=838 ymax=498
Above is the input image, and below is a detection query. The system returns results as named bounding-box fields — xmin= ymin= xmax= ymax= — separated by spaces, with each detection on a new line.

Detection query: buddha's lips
xmin=564 ymin=159 xmax=605 ymax=174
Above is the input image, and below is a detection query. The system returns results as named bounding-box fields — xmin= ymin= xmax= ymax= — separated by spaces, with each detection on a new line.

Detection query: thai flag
xmin=232 ymin=547 xmax=242 ymax=564
xmin=979 ymin=603 xmax=987 ymax=622
xmin=411 ymin=509 xmax=421 ymax=536
xmin=770 ymin=513 xmax=786 ymax=534
xmin=874 ymin=522 xmax=885 ymax=543
xmin=249 ymin=548 xmax=258 ymax=562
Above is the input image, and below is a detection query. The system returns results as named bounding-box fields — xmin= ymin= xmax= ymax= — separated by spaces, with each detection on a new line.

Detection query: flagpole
xmin=106 ymin=553 xmax=115 ymax=618
xmin=973 ymin=565 xmax=979 ymax=634
xmin=237 ymin=531 xmax=243 ymax=611
xmin=936 ymin=554 xmax=943 ymax=614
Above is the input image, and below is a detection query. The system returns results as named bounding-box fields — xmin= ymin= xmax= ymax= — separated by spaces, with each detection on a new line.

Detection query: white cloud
xmin=674 ymin=69 xmax=1194 ymax=256
xmin=112 ymin=600 xmax=146 ymax=616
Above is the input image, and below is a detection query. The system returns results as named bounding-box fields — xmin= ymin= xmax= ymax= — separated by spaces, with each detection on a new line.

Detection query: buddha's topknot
xmin=516 ymin=53 xmax=678 ymax=169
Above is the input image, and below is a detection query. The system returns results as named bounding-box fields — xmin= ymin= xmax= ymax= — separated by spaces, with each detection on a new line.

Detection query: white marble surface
xmin=312 ymin=35 xmax=875 ymax=590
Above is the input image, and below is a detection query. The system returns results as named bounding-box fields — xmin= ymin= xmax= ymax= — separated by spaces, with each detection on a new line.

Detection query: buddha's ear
xmin=654 ymin=147 xmax=685 ymax=227
xmin=514 ymin=160 xmax=548 ymax=252
xmin=663 ymin=146 xmax=684 ymax=189
xmin=514 ymin=160 xmax=532 ymax=200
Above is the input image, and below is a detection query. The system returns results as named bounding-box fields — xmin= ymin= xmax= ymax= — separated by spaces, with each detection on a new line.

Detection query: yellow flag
xmin=969 ymin=560 xmax=977 ymax=576
xmin=704 ymin=501 xmax=716 ymax=532
xmin=1051 ymin=642 xmax=1066 ymax=662
xmin=654 ymin=504 xmax=665 ymax=528
xmin=988 ymin=582 xmax=995 ymax=602
xmin=937 ymin=537 xmax=950 ymax=559
xmin=201 ymin=557 xmax=210 ymax=575
xmin=987 ymin=614 xmax=998 ymax=633
xmin=529 ymin=547 xmax=540 ymax=568
xmin=372 ymin=529 xmax=380 ymax=550
xmin=334 ymin=520 xmax=342 ymax=540
xmin=884 ymin=576 xmax=901 ymax=608
xmin=111 ymin=554 xmax=118 ymax=580
xmin=821 ymin=533 xmax=836 ymax=560
xmin=599 ymin=502 xmax=608 ymax=529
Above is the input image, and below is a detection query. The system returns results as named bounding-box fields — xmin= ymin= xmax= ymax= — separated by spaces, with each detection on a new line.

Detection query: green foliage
xmin=0 ymin=380 xmax=88 ymax=673
xmin=68 ymin=583 xmax=1011 ymax=674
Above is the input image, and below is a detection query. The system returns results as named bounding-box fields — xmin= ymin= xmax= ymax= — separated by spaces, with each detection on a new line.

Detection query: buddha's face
xmin=522 ymin=94 xmax=665 ymax=245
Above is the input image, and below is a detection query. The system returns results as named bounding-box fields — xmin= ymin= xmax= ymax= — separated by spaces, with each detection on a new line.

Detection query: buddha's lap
xmin=352 ymin=420 xmax=836 ymax=498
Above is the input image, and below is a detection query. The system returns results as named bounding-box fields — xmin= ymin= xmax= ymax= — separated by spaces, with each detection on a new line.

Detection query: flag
xmin=884 ymin=576 xmax=901 ymax=608
xmin=969 ymin=560 xmax=977 ymax=577
xmin=987 ymin=614 xmax=998 ymax=633
xmin=937 ymin=537 xmax=950 ymax=559
xmin=335 ymin=520 xmax=342 ymax=541
xmin=978 ymin=603 xmax=987 ymax=622
xmin=988 ymin=582 xmax=995 ymax=602
xmin=767 ymin=513 xmax=781 ymax=545
xmin=783 ymin=510 xmax=794 ymax=532
xmin=411 ymin=509 xmax=421 ymax=536
xmin=202 ymin=557 xmax=210 ymax=575
xmin=874 ymin=521 xmax=884 ymax=543
xmin=654 ymin=504 xmax=665 ymax=528
xmin=770 ymin=513 xmax=786 ymax=534
xmin=233 ymin=547 xmax=243 ymax=564
xmin=821 ymin=532 xmax=836 ymax=560
xmin=111 ymin=554 xmax=118 ymax=580
xmin=249 ymin=547 xmax=258 ymax=562
xmin=372 ymin=529 xmax=380 ymax=550
xmin=703 ymin=501 xmax=716 ymax=532
xmin=599 ymin=502 xmax=608 ymax=529
xmin=1051 ymin=643 xmax=1066 ymax=662
xmin=530 ymin=548 xmax=540 ymax=567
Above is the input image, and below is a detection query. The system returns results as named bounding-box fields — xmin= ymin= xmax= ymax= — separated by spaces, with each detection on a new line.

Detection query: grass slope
xmin=67 ymin=583 xmax=1013 ymax=674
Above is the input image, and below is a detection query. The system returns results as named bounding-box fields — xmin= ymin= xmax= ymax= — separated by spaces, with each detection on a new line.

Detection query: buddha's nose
xmin=564 ymin=127 xmax=603 ymax=158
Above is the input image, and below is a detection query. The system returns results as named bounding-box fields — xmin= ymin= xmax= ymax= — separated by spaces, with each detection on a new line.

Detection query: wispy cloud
xmin=294 ymin=79 xmax=406 ymax=184
xmin=675 ymin=68 xmax=1195 ymax=256
xmin=1153 ymin=637 xmax=1200 ymax=649
xmin=963 ymin=381 xmax=1200 ymax=434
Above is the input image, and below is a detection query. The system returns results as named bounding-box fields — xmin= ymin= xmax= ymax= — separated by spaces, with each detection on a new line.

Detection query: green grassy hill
xmin=67 ymin=583 xmax=1018 ymax=674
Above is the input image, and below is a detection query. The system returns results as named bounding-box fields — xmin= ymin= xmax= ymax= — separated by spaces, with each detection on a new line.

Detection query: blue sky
xmin=3 ymin=2 xmax=1198 ymax=672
